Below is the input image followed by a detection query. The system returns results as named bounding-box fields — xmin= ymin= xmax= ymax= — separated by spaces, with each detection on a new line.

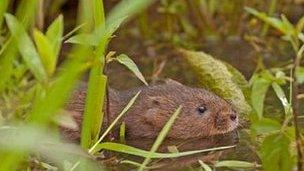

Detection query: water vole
xmin=63 ymin=80 xmax=238 ymax=141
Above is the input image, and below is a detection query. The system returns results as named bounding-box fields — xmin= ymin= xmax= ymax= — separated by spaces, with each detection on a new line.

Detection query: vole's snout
xmin=230 ymin=113 xmax=237 ymax=121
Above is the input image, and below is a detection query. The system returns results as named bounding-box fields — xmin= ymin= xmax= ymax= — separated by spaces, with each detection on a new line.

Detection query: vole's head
xmin=143 ymin=80 xmax=238 ymax=139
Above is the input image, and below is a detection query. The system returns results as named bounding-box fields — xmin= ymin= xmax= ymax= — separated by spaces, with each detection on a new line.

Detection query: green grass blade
xmin=80 ymin=66 xmax=107 ymax=149
xmin=0 ymin=126 xmax=102 ymax=170
xmin=138 ymin=106 xmax=182 ymax=171
xmin=0 ymin=0 xmax=38 ymax=93
xmin=93 ymin=0 xmax=105 ymax=27
xmin=46 ymin=14 xmax=64 ymax=59
xmin=28 ymin=47 xmax=91 ymax=124
xmin=15 ymin=0 xmax=38 ymax=28
xmin=5 ymin=14 xmax=47 ymax=82
xmin=215 ymin=160 xmax=260 ymax=168
xmin=0 ymin=152 xmax=25 ymax=171
xmin=0 ymin=42 xmax=16 ymax=93
xmin=0 ymin=0 xmax=9 ymax=27
xmin=121 ymin=160 xmax=156 ymax=169
xmin=245 ymin=7 xmax=295 ymax=36
xmin=199 ymin=160 xmax=212 ymax=171
xmin=78 ymin=0 xmax=94 ymax=32
xmin=33 ymin=29 xmax=56 ymax=76
xmin=95 ymin=0 xmax=153 ymax=57
xmin=119 ymin=122 xmax=126 ymax=143
xmin=251 ymin=76 xmax=271 ymax=119
xmin=62 ymin=23 xmax=86 ymax=40
xmin=116 ymin=54 xmax=148 ymax=85
xmin=93 ymin=142 xmax=235 ymax=158
xmin=271 ymin=83 xmax=292 ymax=117
xmin=66 ymin=33 xmax=99 ymax=46
xmin=89 ymin=91 xmax=141 ymax=154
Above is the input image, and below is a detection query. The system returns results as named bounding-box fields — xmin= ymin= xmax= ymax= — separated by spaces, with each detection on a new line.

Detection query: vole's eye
xmin=197 ymin=106 xmax=207 ymax=115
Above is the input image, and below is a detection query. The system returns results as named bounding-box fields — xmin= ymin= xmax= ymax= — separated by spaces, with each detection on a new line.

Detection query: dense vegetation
xmin=0 ymin=0 xmax=303 ymax=170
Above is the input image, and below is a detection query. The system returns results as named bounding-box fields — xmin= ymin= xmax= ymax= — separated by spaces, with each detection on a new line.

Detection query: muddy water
xmin=104 ymin=131 xmax=240 ymax=170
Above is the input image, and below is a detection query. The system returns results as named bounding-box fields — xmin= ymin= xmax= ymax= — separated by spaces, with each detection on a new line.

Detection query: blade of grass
xmin=15 ymin=0 xmax=38 ymax=28
xmin=260 ymin=0 xmax=277 ymax=36
xmin=0 ymin=41 xmax=16 ymax=93
xmin=121 ymin=160 xmax=162 ymax=170
xmin=62 ymin=23 xmax=86 ymax=41
xmin=215 ymin=160 xmax=260 ymax=168
xmin=119 ymin=122 xmax=126 ymax=144
xmin=33 ymin=29 xmax=56 ymax=76
xmin=28 ymin=47 xmax=91 ymax=124
xmin=199 ymin=160 xmax=212 ymax=171
xmin=251 ymin=76 xmax=271 ymax=119
xmin=0 ymin=1 xmax=38 ymax=93
xmin=93 ymin=0 xmax=105 ymax=27
xmin=80 ymin=0 xmax=107 ymax=150
xmin=80 ymin=66 xmax=107 ymax=148
xmin=138 ymin=106 xmax=182 ymax=171
xmin=0 ymin=126 xmax=101 ymax=170
xmin=46 ymin=14 xmax=63 ymax=59
xmin=93 ymin=142 xmax=236 ymax=158
xmin=272 ymin=83 xmax=292 ymax=117
xmin=95 ymin=0 xmax=153 ymax=57
xmin=115 ymin=54 xmax=148 ymax=85
xmin=78 ymin=0 xmax=93 ymax=32
xmin=88 ymin=91 xmax=141 ymax=154
xmin=0 ymin=152 xmax=25 ymax=171
xmin=0 ymin=0 xmax=9 ymax=27
xmin=5 ymin=14 xmax=47 ymax=82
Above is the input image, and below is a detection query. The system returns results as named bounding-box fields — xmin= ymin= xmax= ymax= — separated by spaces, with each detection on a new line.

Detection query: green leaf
xmin=259 ymin=134 xmax=294 ymax=171
xmin=119 ymin=122 xmax=126 ymax=144
xmin=0 ymin=126 xmax=101 ymax=170
xmin=199 ymin=160 xmax=212 ymax=171
xmin=93 ymin=0 xmax=105 ymax=27
xmin=139 ymin=106 xmax=182 ymax=171
xmin=245 ymin=7 xmax=296 ymax=37
xmin=5 ymin=14 xmax=47 ymax=82
xmin=94 ymin=142 xmax=234 ymax=159
xmin=296 ymin=67 xmax=304 ymax=84
xmin=81 ymin=67 xmax=107 ymax=149
xmin=251 ymin=75 xmax=271 ymax=119
xmin=0 ymin=0 xmax=39 ymax=93
xmin=46 ymin=15 xmax=63 ymax=59
xmin=271 ymin=83 xmax=292 ymax=117
xmin=120 ymin=160 xmax=155 ymax=170
xmin=251 ymin=118 xmax=281 ymax=134
xmin=179 ymin=49 xmax=251 ymax=115
xmin=296 ymin=15 xmax=304 ymax=33
xmin=115 ymin=54 xmax=148 ymax=85
xmin=215 ymin=160 xmax=259 ymax=168
xmin=33 ymin=29 xmax=56 ymax=76
xmin=28 ymin=46 xmax=91 ymax=124
xmin=0 ymin=41 xmax=16 ymax=93
xmin=15 ymin=0 xmax=39 ymax=28
xmin=65 ymin=33 xmax=99 ymax=46
xmin=0 ymin=0 xmax=9 ymax=27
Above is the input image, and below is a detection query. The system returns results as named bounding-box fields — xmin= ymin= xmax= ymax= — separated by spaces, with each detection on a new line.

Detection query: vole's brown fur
xmin=63 ymin=80 xmax=238 ymax=141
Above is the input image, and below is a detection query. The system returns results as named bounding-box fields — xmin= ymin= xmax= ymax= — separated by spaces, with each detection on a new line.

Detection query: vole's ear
xmin=143 ymin=96 xmax=172 ymax=128
xmin=148 ymin=96 xmax=173 ymax=106
xmin=143 ymin=108 xmax=167 ymax=128
xmin=165 ymin=79 xmax=183 ymax=86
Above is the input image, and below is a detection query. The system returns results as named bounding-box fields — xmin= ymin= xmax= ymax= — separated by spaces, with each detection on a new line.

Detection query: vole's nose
xmin=230 ymin=113 xmax=237 ymax=121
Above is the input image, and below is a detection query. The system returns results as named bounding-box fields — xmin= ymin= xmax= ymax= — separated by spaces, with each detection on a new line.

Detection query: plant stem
xmin=37 ymin=0 xmax=44 ymax=31
xmin=260 ymin=0 xmax=277 ymax=36
xmin=292 ymin=45 xmax=304 ymax=171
